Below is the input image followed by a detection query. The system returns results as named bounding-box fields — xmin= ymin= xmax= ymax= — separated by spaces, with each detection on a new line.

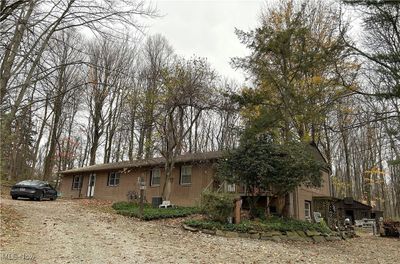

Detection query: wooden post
xmin=378 ymin=217 xmax=384 ymax=236
xmin=266 ymin=196 xmax=270 ymax=217
xmin=234 ymin=198 xmax=242 ymax=224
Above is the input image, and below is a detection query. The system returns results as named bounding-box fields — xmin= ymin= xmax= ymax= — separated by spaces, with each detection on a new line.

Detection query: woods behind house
xmin=1 ymin=0 xmax=399 ymax=218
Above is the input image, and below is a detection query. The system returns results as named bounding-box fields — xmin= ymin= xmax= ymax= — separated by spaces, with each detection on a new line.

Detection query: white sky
xmin=147 ymin=0 xmax=266 ymax=83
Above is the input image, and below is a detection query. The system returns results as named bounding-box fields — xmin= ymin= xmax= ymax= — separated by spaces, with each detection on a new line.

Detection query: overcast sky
xmin=147 ymin=0 xmax=266 ymax=83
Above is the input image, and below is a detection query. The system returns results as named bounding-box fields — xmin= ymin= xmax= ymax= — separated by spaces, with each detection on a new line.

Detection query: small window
xmin=107 ymin=172 xmax=120 ymax=186
xmin=72 ymin=175 xmax=82 ymax=190
xmin=150 ymin=168 xmax=161 ymax=186
xmin=180 ymin=166 xmax=192 ymax=185
xmin=305 ymin=201 xmax=311 ymax=219
xmin=227 ymin=183 xmax=236 ymax=192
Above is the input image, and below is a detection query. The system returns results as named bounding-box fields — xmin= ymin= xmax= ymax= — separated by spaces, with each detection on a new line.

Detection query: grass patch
xmin=112 ymin=201 xmax=201 ymax=220
xmin=184 ymin=216 xmax=331 ymax=234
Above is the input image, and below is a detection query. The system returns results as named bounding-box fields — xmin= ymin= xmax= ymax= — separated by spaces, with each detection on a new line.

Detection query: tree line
xmin=0 ymin=1 xmax=240 ymax=185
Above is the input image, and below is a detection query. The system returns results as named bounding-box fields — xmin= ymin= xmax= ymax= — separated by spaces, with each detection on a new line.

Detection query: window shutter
xmin=179 ymin=166 xmax=182 ymax=184
xmin=116 ymin=173 xmax=120 ymax=185
xmin=107 ymin=173 xmax=110 ymax=186
xmin=71 ymin=176 xmax=75 ymax=190
xmin=150 ymin=170 xmax=153 ymax=186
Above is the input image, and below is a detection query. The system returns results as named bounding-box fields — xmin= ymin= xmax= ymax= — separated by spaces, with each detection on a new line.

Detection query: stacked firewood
xmin=382 ymin=220 xmax=400 ymax=237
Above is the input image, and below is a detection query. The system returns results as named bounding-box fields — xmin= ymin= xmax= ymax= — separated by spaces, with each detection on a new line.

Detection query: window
xmin=72 ymin=175 xmax=82 ymax=190
xmin=304 ymin=201 xmax=311 ymax=219
xmin=180 ymin=166 xmax=192 ymax=185
xmin=107 ymin=172 xmax=120 ymax=186
xmin=150 ymin=168 xmax=161 ymax=186
xmin=227 ymin=183 xmax=236 ymax=192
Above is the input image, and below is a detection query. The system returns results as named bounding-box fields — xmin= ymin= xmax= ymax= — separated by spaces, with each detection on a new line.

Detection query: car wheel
xmin=11 ymin=196 xmax=17 ymax=200
xmin=50 ymin=196 xmax=57 ymax=201
xmin=37 ymin=192 xmax=44 ymax=201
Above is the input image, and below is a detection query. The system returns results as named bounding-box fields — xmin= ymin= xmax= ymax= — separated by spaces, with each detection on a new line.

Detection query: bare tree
xmin=42 ymin=30 xmax=84 ymax=179
xmin=136 ymin=34 xmax=174 ymax=159
xmin=154 ymin=57 xmax=218 ymax=200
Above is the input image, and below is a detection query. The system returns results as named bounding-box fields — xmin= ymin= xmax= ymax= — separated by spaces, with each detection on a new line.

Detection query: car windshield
xmin=17 ymin=180 xmax=46 ymax=187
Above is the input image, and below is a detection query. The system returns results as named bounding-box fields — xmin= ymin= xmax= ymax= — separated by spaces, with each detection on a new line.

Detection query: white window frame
xmin=107 ymin=172 xmax=120 ymax=187
xmin=227 ymin=183 xmax=236 ymax=192
xmin=180 ymin=165 xmax=192 ymax=185
xmin=72 ymin=175 xmax=82 ymax=190
xmin=304 ymin=200 xmax=312 ymax=219
xmin=150 ymin=168 xmax=161 ymax=187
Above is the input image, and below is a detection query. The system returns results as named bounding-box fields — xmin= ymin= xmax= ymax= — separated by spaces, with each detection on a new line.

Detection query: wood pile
xmin=382 ymin=220 xmax=400 ymax=237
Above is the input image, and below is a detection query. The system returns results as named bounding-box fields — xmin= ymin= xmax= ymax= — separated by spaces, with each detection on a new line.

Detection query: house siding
xmin=295 ymin=171 xmax=331 ymax=220
xmin=59 ymin=163 xmax=215 ymax=206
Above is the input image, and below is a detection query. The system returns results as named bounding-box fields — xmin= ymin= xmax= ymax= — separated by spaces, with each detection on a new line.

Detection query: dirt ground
xmin=0 ymin=197 xmax=399 ymax=264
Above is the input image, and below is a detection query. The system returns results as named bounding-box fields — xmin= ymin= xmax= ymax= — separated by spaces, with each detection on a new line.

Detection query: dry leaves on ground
xmin=0 ymin=202 xmax=21 ymax=246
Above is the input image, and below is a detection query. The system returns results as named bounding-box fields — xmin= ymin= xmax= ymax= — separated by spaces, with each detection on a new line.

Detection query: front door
xmin=87 ymin=174 xmax=96 ymax=198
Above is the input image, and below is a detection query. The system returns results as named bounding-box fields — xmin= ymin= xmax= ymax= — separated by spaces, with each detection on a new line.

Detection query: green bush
xmin=184 ymin=217 xmax=331 ymax=234
xmin=184 ymin=219 xmax=252 ymax=233
xmin=112 ymin=202 xmax=200 ymax=220
xmin=255 ymin=217 xmax=331 ymax=233
xmin=200 ymin=191 xmax=236 ymax=223
xmin=250 ymin=206 xmax=267 ymax=220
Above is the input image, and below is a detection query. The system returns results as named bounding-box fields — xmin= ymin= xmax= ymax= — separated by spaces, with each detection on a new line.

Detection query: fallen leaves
xmin=2 ymin=197 xmax=400 ymax=264
xmin=0 ymin=202 xmax=22 ymax=246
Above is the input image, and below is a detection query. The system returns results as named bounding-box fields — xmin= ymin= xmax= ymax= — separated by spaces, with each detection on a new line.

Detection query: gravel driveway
xmin=0 ymin=197 xmax=399 ymax=264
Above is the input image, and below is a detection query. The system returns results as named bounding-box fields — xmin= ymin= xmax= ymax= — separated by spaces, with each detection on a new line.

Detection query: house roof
xmin=60 ymin=151 xmax=224 ymax=175
xmin=336 ymin=197 xmax=373 ymax=210
xmin=61 ymin=142 xmax=330 ymax=175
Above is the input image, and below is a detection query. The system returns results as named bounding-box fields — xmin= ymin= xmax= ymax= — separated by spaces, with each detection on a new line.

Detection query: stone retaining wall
xmin=182 ymin=224 xmax=356 ymax=243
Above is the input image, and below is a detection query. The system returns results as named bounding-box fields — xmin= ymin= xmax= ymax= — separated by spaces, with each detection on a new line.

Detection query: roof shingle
xmin=60 ymin=151 xmax=223 ymax=174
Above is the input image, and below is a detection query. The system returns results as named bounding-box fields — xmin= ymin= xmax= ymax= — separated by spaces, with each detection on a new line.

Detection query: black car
xmin=10 ymin=180 xmax=57 ymax=201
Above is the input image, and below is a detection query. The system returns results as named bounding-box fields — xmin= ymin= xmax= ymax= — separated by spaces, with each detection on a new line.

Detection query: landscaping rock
xmin=201 ymin=229 xmax=216 ymax=235
xmin=306 ymin=230 xmax=321 ymax=237
xmin=285 ymin=231 xmax=302 ymax=241
xmin=250 ymin=233 xmax=260 ymax=239
xmin=296 ymin=231 xmax=307 ymax=238
xmin=303 ymin=237 xmax=313 ymax=242
xmin=287 ymin=236 xmax=303 ymax=241
xmin=239 ymin=232 xmax=250 ymax=238
xmin=271 ymin=236 xmax=282 ymax=242
xmin=325 ymin=236 xmax=342 ymax=242
xmin=260 ymin=236 xmax=273 ymax=241
xmin=216 ymin=230 xmax=225 ymax=237
xmin=286 ymin=231 xmax=300 ymax=237
xmin=331 ymin=231 xmax=340 ymax=236
xmin=279 ymin=236 xmax=290 ymax=241
xmin=183 ymin=224 xmax=198 ymax=232
xmin=225 ymin=231 xmax=239 ymax=238
xmin=262 ymin=231 xmax=282 ymax=237
xmin=312 ymin=236 xmax=326 ymax=243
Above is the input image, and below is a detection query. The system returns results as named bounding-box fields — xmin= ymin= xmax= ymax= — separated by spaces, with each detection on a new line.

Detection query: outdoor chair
xmin=159 ymin=200 xmax=174 ymax=208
